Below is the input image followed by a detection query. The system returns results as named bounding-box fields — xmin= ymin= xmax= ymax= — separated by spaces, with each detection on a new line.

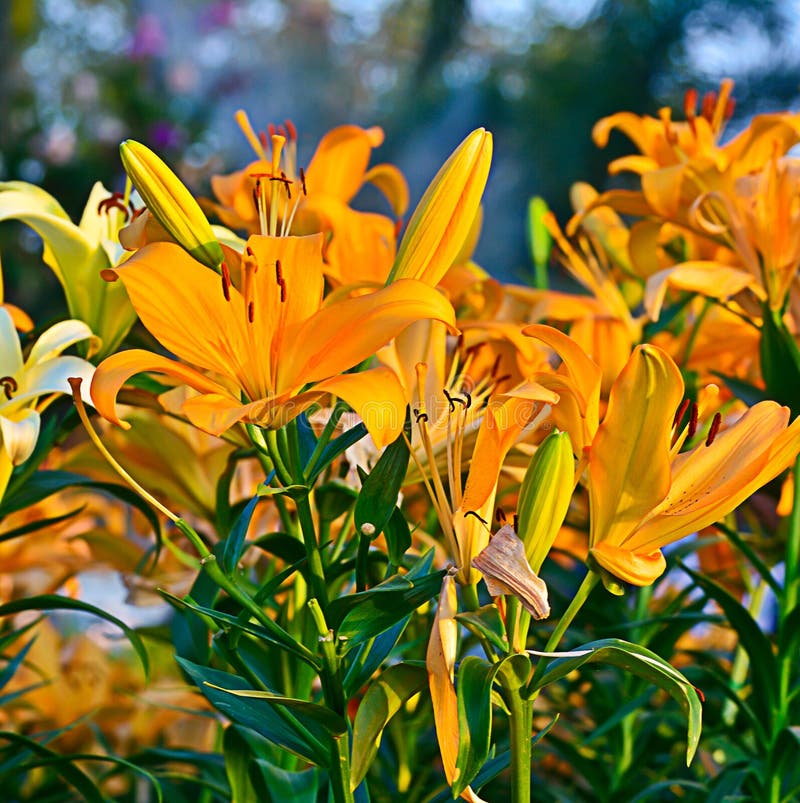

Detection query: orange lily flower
xmin=205 ymin=115 xmax=408 ymax=285
xmin=588 ymin=344 xmax=800 ymax=586
xmin=91 ymin=233 xmax=456 ymax=449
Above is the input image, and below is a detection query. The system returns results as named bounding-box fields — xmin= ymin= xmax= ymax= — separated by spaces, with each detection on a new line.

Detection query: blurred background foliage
xmin=2 ymin=0 xmax=800 ymax=309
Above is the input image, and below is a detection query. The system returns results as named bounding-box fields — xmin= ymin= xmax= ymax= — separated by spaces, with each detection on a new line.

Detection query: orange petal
xmin=91 ymin=349 xmax=229 ymax=429
xmin=305 ymin=125 xmax=380 ymax=203
xmin=364 ymin=163 xmax=410 ymax=217
xmin=590 ymin=543 xmax=667 ymax=586
xmin=588 ymin=345 xmax=683 ymax=551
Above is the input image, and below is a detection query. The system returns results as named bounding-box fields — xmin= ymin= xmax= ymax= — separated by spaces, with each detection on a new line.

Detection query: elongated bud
xmin=119 ymin=140 xmax=224 ymax=271
xmin=516 ymin=430 xmax=574 ymax=573
xmin=472 ymin=525 xmax=550 ymax=619
xmin=388 ymin=128 xmax=492 ymax=286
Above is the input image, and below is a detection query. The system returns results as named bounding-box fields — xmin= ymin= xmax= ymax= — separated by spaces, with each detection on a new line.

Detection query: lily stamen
xmin=0 ymin=376 xmax=18 ymax=400
xmin=687 ymin=401 xmax=699 ymax=440
xmin=673 ymin=398 xmax=691 ymax=429
xmin=706 ymin=412 xmax=722 ymax=446
xmin=220 ymin=261 xmax=231 ymax=302
xmin=495 ymin=507 xmax=507 ymax=523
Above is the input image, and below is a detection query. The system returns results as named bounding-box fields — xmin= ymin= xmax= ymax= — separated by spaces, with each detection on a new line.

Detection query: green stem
xmin=296 ymin=493 xmax=329 ymax=608
xmin=329 ymin=733 xmax=355 ymax=803
xmin=781 ymin=452 xmax=800 ymax=625
xmin=257 ymin=427 xmax=293 ymax=487
xmin=305 ymin=401 xmax=346 ymax=478
xmin=461 ymin=582 xmax=481 ymax=612
xmin=527 ymin=570 xmax=600 ymax=694
xmin=356 ymin=532 xmax=371 ymax=592
xmin=506 ymin=689 xmax=534 ymax=803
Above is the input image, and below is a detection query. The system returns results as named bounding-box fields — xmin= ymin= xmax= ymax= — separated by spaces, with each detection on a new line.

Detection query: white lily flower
xmin=0 ymin=308 xmax=95 ymax=473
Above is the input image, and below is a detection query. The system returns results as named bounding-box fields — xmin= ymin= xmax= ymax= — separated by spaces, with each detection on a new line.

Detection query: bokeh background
xmin=2 ymin=0 xmax=800 ymax=307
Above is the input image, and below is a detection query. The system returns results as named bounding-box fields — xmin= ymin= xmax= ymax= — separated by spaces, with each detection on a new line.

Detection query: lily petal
xmin=0 ymin=308 xmax=23 ymax=379
xmin=589 ymin=345 xmax=683 ymax=550
xmin=26 ymin=319 xmax=96 ymax=367
xmin=0 ymin=409 xmax=41 ymax=465
xmin=590 ymin=542 xmax=667 ymax=586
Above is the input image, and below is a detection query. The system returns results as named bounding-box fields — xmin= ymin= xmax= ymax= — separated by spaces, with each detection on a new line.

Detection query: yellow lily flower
xmin=91 ymin=233 xmax=456 ymax=449
xmin=588 ymin=344 xmax=800 ymax=586
xmin=0 ymin=181 xmax=137 ymax=357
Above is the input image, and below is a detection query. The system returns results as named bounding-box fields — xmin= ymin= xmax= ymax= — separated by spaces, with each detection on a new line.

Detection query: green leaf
xmin=315 ymin=481 xmax=358 ymax=524
xmin=453 ymin=653 xmax=529 ymax=796
xmin=0 ymin=636 xmax=36 ymax=694
xmin=327 ymin=569 xmax=445 ymax=644
xmin=760 ymin=305 xmax=800 ymax=413
xmin=681 ymin=563 xmax=779 ymax=728
xmin=456 ymin=604 xmax=509 ymax=654
xmin=351 ymin=663 xmax=428 ymax=788
xmin=224 ymin=725 xmax=258 ymax=803
xmin=0 ymin=470 xmax=161 ymax=539
xmin=530 ymin=637 xmax=702 ymax=765
xmin=0 ymin=731 xmax=105 ymax=803
xmin=308 ymin=423 xmax=368 ymax=483
xmin=223 ymin=494 xmax=261 ymax=574
xmin=354 ymin=417 xmax=410 ymax=539
xmin=177 ymin=658 xmax=331 ymax=767
xmin=252 ymin=758 xmax=319 ymax=803
xmin=383 ymin=506 xmax=412 ymax=566
xmin=0 ymin=595 xmax=149 ymax=679
xmin=203 ymin=683 xmax=347 ymax=737
xmin=0 ymin=507 xmax=85 ymax=544
xmin=343 ymin=618 xmax=411 ymax=697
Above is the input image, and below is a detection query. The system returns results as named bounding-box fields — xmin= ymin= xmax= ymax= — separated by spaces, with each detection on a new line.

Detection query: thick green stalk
xmin=528 ymin=570 xmax=600 ymax=694
xmin=507 ymin=688 xmax=534 ymax=803
xmin=781 ymin=452 xmax=800 ymax=624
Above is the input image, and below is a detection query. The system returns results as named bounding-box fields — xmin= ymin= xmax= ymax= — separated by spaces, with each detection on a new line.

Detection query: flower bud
xmin=516 ymin=430 xmax=574 ymax=573
xmin=119 ymin=140 xmax=224 ymax=271
xmin=388 ymin=128 xmax=492 ymax=286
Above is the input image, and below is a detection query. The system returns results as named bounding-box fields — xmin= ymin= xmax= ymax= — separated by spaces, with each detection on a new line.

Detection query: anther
xmin=513 ymin=513 xmax=519 ymax=532
xmin=413 ymin=407 xmax=428 ymax=424
xmin=683 ymin=87 xmax=698 ymax=120
xmin=278 ymin=278 xmax=286 ymax=303
xmin=268 ymin=123 xmax=276 ymax=138
xmin=705 ymin=412 xmax=722 ymax=447
xmin=393 ymin=218 xmax=403 ymax=239
xmin=701 ymin=91 xmax=716 ymax=121
xmin=495 ymin=508 xmax=507 ymax=523
xmin=258 ymin=130 xmax=269 ymax=150
xmin=281 ymin=171 xmax=292 ymax=199
xmin=490 ymin=354 xmax=502 ymax=377
xmin=246 ymin=245 xmax=255 ymax=258
xmin=462 ymin=390 xmax=472 ymax=409
xmin=248 ymin=301 xmax=255 ymax=323
xmin=0 ymin=376 xmax=17 ymax=400
xmin=442 ymin=388 xmax=456 ymax=412
xmin=221 ymin=261 xmax=231 ymax=302
xmin=465 ymin=511 xmax=488 ymax=525
xmin=673 ymin=398 xmax=690 ymax=429
xmin=724 ymin=97 xmax=736 ymax=121
xmin=687 ymin=401 xmax=699 ymax=440
xmin=278 ymin=124 xmax=288 ymax=139
xmin=97 ymin=193 xmax=130 ymax=221
xmin=285 ymin=119 xmax=297 ymax=141
xmin=275 ymin=259 xmax=283 ymax=283
xmin=299 ymin=167 xmax=307 ymax=195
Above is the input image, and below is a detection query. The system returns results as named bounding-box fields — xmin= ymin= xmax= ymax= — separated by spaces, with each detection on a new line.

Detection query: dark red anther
xmin=97 ymin=193 xmax=130 ymax=221
xmin=248 ymin=301 xmax=255 ymax=323
xmin=413 ymin=407 xmax=428 ymax=424
xmin=683 ymin=87 xmax=698 ymax=120
xmin=513 ymin=513 xmax=519 ymax=532
xmin=673 ymin=398 xmax=690 ymax=429
xmin=693 ymin=685 xmax=706 ymax=703
xmin=465 ymin=510 xmax=488 ymax=525
xmin=278 ymin=124 xmax=288 ymax=139
xmin=258 ymin=130 xmax=269 ymax=150
xmin=494 ymin=373 xmax=512 ymax=386
xmin=220 ymin=261 xmax=231 ymax=302
xmin=279 ymin=278 xmax=286 ymax=303
xmin=706 ymin=412 xmax=722 ymax=446
xmin=462 ymin=390 xmax=472 ymax=409
xmin=252 ymin=187 xmax=260 ymax=212
xmin=275 ymin=259 xmax=283 ymax=283
xmin=490 ymin=354 xmax=502 ymax=377
xmin=246 ymin=245 xmax=255 ymax=258
xmin=268 ymin=123 xmax=276 ymax=138
xmin=394 ymin=217 xmax=404 ymax=240
xmin=285 ymin=119 xmax=297 ymax=141
xmin=724 ymin=97 xmax=736 ymax=121
xmin=687 ymin=401 xmax=699 ymax=440
xmin=701 ymin=91 xmax=716 ymax=121
xmin=0 ymin=376 xmax=17 ymax=400
xmin=281 ymin=171 xmax=292 ymax=199
xmin=495 ymin=508 xmax=507 ymax=523
xmin=442 ymin=388 xmax=456 ymax=412
xmin=299 ymin=166 xmax=307 ymax=195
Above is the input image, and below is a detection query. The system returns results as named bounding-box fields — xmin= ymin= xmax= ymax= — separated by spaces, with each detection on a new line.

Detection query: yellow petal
xmin=390 ymin=129 xmax=492 ymax=286
xmin=631 ymin=404 xmax=800 ymax=552
xmin=364 ymin=163 xmax=410 ymax=217
xmin=588 ymin=345 xmax=683 ymax=551
xmin=590 ymin=542 xmax=667 ymax=586
xmin=281 ymin=279 xmax=457 ymax=389
xmin=313 ymin=367 xmax=407 ymax=450
xmin=305 ymin=125 xmax=383 ymax=203
xmin=91 ymin=349 xmax=228 ymax=429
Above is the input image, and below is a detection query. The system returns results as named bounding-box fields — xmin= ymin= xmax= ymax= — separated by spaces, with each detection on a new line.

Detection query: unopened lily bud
xmin=388 ymin=128 xmax=492 ymax=286
xmin=472 ymin=525 xmax=550 ymax=620
xmin=119 ymin=140 xmax=224 ymax=271
xmin=516 ymin=430 xmax=574 ymax=573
